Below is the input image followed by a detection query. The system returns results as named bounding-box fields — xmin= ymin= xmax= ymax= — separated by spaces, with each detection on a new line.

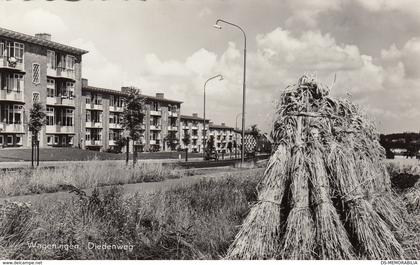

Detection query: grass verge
xmin=0 ymin=161 xmax=181 ymax=197
xmin=0 ymin=170 xmax=263 ymax=259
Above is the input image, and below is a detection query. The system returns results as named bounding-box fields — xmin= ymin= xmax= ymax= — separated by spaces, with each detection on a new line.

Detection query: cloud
xmin=22 ymin=8 xmax=68 ymax=34
xmin=0 ymin=8 xmax=68 ymax=36
xmin=69 ymin=39 xmax=124 ymax=89
xmin=284 ymin=0 xmax=342 ymax=28
xmin=380 ymin=38 xmax=420 ymax=79
xmin=185 ymin=48 xmax=217 ymax=76
xmin=198 ymin=7 xmax=213 ymax=18
xmin=143 ymin=54 xmax=190 ymax=77
xmin=256 ymin=28 xmax=363 ymax=72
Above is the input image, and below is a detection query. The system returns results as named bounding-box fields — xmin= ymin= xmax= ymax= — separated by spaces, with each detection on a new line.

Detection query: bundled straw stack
xmin=227 ymin=75 xmax=408 ymax=260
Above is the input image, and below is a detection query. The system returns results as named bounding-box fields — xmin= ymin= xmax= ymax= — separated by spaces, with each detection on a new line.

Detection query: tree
xmin=207 ymin=135 xmax=215 ymax=151
xmin=114 ymin=137 xmax=127 ymax=153
xmin=227 ymin=141 xmax=233 ymax=158
xmin=164 ymin=131 xmax=178 ymax=151
xmin=121 ymin=87 xmax=145 ymax=165
xmin=250 ymin=124 xmax=260 ymax=138
xmin=182 ymin=131 xmax=191 ymax=149
xmin=28 ymin=102 xmax=46 ymax=167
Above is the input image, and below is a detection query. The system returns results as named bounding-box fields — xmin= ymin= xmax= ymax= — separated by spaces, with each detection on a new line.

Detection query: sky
xmin=1 ymin=0 xmax=420 ymax=134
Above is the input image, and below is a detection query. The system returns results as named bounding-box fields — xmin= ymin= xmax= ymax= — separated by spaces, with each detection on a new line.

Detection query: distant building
xmin=209 ymin=122 xmax=235 ymax=154
xmin=81 ymin=81 xmax=182 ymax=152
xmin=180 ymin=113 xmax=209 ymax=153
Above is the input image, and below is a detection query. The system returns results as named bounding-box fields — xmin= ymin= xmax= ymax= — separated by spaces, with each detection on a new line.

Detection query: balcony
xmin=85 ymin=140 xmax=102 ymax=146
xmin=0 ymin=56 xmax=24 ymax=72
xmin=168 ymin=111 xmax=178 ymax=117
xmin=150 ymin=110 xmax=161 ymax=116
xmin=109 ymin=105 xmax=124 ymax=112
xmin=46 ymin=96 xmax=75 ymax=107
xmin=191 ymin=125 xmax=198 ymax=130
xmin=150 ymin=124 xmax=161 ymax=130
xmin=109 ymin=140 xmax=116 ymax=146
xmin=0 ymin=90 xmax=24 ymax=102
xmin=47 ymin=67 xmax=75 ymax=81
xmin=46 ymin=125 xmax=75 ymax=134
xmin=0 ymin=123 xmax=24 ymax=133
xmin=168 ymin=125 xmax=178 ymax=131
xmin=109 ymin=123 xmax=122 ymax=129
xmin=85 ymin=121 xmax=103 ymax=128
xmin=191 ymin=135 xmax=199 ymax=139
xmin=182 ymin=125 xmax=189 ymax=130
xmin=85 ymin=103 xmax=103 ymax=110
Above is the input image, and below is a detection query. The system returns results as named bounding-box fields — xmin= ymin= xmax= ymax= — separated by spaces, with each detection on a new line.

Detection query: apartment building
xmin=81 ymin=81 xmax=182 ymax=152
xmin=0 ymin=28 xmax=87 ymax=148
xmin=208 ymin=123 xmax=235 ymax=154
xmin=180 ymin=113 xmax=209 ymax=153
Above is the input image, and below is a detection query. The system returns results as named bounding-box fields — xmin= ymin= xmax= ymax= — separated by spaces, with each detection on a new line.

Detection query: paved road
xmin=0 ymin=158 xmax=203 ymax=169
xmin=0 ymin=147 xmax=204 ymax=162
xmin=0 ymin=168 xmax=264 ymax=206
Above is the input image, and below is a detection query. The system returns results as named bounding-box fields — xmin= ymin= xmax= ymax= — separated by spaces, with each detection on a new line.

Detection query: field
xmin=0 ymin=159 xmax=418 ymax=260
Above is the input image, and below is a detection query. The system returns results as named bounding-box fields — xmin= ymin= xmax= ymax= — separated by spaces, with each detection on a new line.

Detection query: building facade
xmin=0 ymin=27 xmax=247 ymax=154
xmin=180 ymin=113 xmax=209 ymax=153
xmin=0 ymin=27 xmax=87 ymax=148
xmin=81 ymin=82 xmax=182 ymax=152
xmin=208 ymin=123 xmax=236 ymax=154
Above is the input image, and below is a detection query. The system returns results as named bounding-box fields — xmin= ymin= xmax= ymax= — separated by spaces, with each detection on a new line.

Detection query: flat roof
xmin=83 ymin=85 xmax=183 ymax=104
xmin=0 ymin=27 xmax=88 ymax=55
xmin=209 ymin=124 xmax=235 ymax=130
xmin=180 ymin=115 xmax=210 ymax=122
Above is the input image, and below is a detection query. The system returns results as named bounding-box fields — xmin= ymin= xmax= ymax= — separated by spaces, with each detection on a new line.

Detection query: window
xmin=16 ymin=136 xmax=22 ymax=145
xmin=47 ymin=50 xmax=56 ymax=69
xmin=0 ymin=43 xmax=3 ymax=57
xmin=47 ymin=79 xmax=55 ymax=97
xmin=66 ymin=82 xmax=75 ymax=98
xmin=68 ymin=136 xmax=73 ymax=145
xmin=13 ymin=42 xmax=24 ymax=63
xmin=0 ymin=135 xmax=3 ymax=145
xmin=65 ymin=109 xmax=74 ymax=126
xmin=47 ymin=136 xmax=53 ymax=145
xmin=152 ymin=102 xmax=159 ymax=111
xmin=66 ymin=55 xmax=75 ymax=70
xmin=59 ymin=55 xmax=66 ymax=69
xmin=5 ymin=74 xmax=23 ymax=92
xmin=95 ymin=95 xmax=102 ymax=105
xmin=86 ymin=110 xmax=91 ymax=123
xmin=7 ymin=136 xmax=13 ymax=145
xmin=85 ymin=129 xmax=91 ymax=141
xmin=13 ymin=105 xmax=22 ymax=124
xmin=46 ymin=107 xmax=54 ymax=125
xmin=32 ymin=63 xmax=40 ymax=84
xmin=54 ymin=136 xmax=59 ymax=145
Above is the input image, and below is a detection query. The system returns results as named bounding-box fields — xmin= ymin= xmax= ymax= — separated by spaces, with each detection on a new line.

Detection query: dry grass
xmin=0 ymin=161 xmax=180 ymax=197
xmin=0 ymin=170 xmax=263 ymax=260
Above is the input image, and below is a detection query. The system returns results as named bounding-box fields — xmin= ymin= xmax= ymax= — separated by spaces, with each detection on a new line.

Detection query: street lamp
xmin=203 ymin=74 xmax=223 ymax=158
xmin=213 ymin=19 xmax=247 ymax=165
xmin=235 ymin=112 xmax=242 ymax=159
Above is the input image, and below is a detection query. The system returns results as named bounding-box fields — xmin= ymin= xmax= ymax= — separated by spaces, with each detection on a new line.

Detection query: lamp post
xmin=214 ymin=19 xmax=247 ymax=165
xmin=203 ymin=74 xmax=223 ymax=158
xmin=235 ymin=112 xmax=242 ymax=159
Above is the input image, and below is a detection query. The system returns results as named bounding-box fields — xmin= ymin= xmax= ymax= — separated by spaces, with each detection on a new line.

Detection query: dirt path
xmin=0 ymin=168 xmax=264 ymax=206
